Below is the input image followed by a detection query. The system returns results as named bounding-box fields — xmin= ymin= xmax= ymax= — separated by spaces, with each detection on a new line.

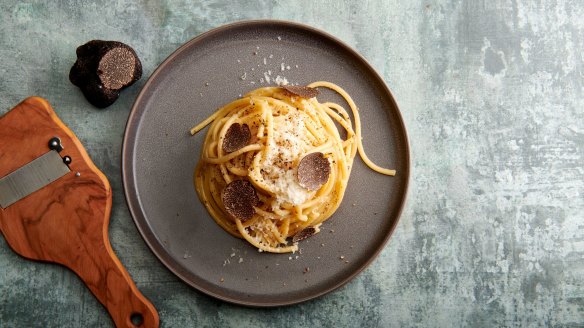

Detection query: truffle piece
xmin=292 ymin=226 xmax=319 ymax=243
xmin=222 ymin=180 xmax=259 ymax=221
xmin=69 ymin=40 xmax=142 ymax=108
xmin=222 ymin=123 xmax=251 ymax=153
xmin=297 ymin=152 xmax=331 ymax=190
xmin=282 ymin=85 xmax=320 ymax=98
xmin=78 ymin=80 xmax=119 ymax=108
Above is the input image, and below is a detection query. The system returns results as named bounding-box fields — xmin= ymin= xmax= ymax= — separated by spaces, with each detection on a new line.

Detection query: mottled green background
xmin=1 ymin=1 xmax=583 ymax=327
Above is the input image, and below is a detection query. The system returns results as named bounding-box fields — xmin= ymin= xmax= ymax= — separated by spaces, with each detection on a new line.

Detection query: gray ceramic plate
xmin=122 ymin=20 xmax=409 ymax=307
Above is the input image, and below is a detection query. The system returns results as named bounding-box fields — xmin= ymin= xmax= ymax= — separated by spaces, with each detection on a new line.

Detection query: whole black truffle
xmin=69 ymin=40 xmax=142 ymax=108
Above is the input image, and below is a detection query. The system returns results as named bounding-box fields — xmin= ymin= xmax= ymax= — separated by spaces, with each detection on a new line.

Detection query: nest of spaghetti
xmin=191 ymin=82 xmax=395 ymax=253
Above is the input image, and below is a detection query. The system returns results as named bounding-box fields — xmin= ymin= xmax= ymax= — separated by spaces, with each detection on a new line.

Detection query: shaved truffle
xmin=282 ymin=85 xmax=320 ymax=98
xmin=222 ymin=180 xmax=259 ymax=221
xmin=292 ymin=227 xmax=318 ymax=243
xmin=222 ymin=123 xmax=251 ymax=153
xmin=297 ymin=152 xmax=331 ymax=190
xmin=69 ymin=40 xmax=142 ymax=108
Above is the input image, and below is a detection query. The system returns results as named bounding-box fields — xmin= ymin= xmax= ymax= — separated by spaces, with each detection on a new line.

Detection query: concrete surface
xmin=1 ymin=0 xmax=583 ymax=327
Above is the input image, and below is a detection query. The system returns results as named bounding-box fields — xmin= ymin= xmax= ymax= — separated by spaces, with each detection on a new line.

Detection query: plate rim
xmin=121 ymin=19 xmax=411 ymax=307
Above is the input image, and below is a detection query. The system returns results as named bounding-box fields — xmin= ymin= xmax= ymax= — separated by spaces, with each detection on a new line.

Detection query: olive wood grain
xmin=0 ymin=97 xmax=159 ymax=328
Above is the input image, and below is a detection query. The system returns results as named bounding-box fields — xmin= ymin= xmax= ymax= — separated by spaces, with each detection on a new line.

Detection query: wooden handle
xmin=0 ymin=97 xmax=159 ymax=328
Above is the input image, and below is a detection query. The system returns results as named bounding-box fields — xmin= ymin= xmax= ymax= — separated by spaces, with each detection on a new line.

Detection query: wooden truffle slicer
xmin=0 ymin=97 xmax=159 ymax=328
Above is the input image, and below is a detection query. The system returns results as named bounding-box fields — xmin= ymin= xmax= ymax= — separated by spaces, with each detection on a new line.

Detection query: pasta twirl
xmin=191 ymin=81 xmax=395 ymax=253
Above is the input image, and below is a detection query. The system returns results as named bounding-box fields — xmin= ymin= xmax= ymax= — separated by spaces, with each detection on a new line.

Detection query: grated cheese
xmin=256 ymin=113 xmax=314 ymax=208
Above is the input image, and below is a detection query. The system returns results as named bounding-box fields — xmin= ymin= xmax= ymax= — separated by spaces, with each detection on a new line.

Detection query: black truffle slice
xmin=222 ymin=180 xmax=259 ymax=221
xmin=297 ymin=152 xmax=331 ymax=190
xmin=222 ymin=123 xmax=251 ymax=153
xmin=69 ymin=40 xmax=142 ymax=108
xmin=292 ymin=226 xmax=318 ymax=243
xmin=282 ymin=85 xmax=320 ymax=98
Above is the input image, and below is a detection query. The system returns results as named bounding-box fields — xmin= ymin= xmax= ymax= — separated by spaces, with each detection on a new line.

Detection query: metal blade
xmin=0 ymin=150 xmax=70 ymax=208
